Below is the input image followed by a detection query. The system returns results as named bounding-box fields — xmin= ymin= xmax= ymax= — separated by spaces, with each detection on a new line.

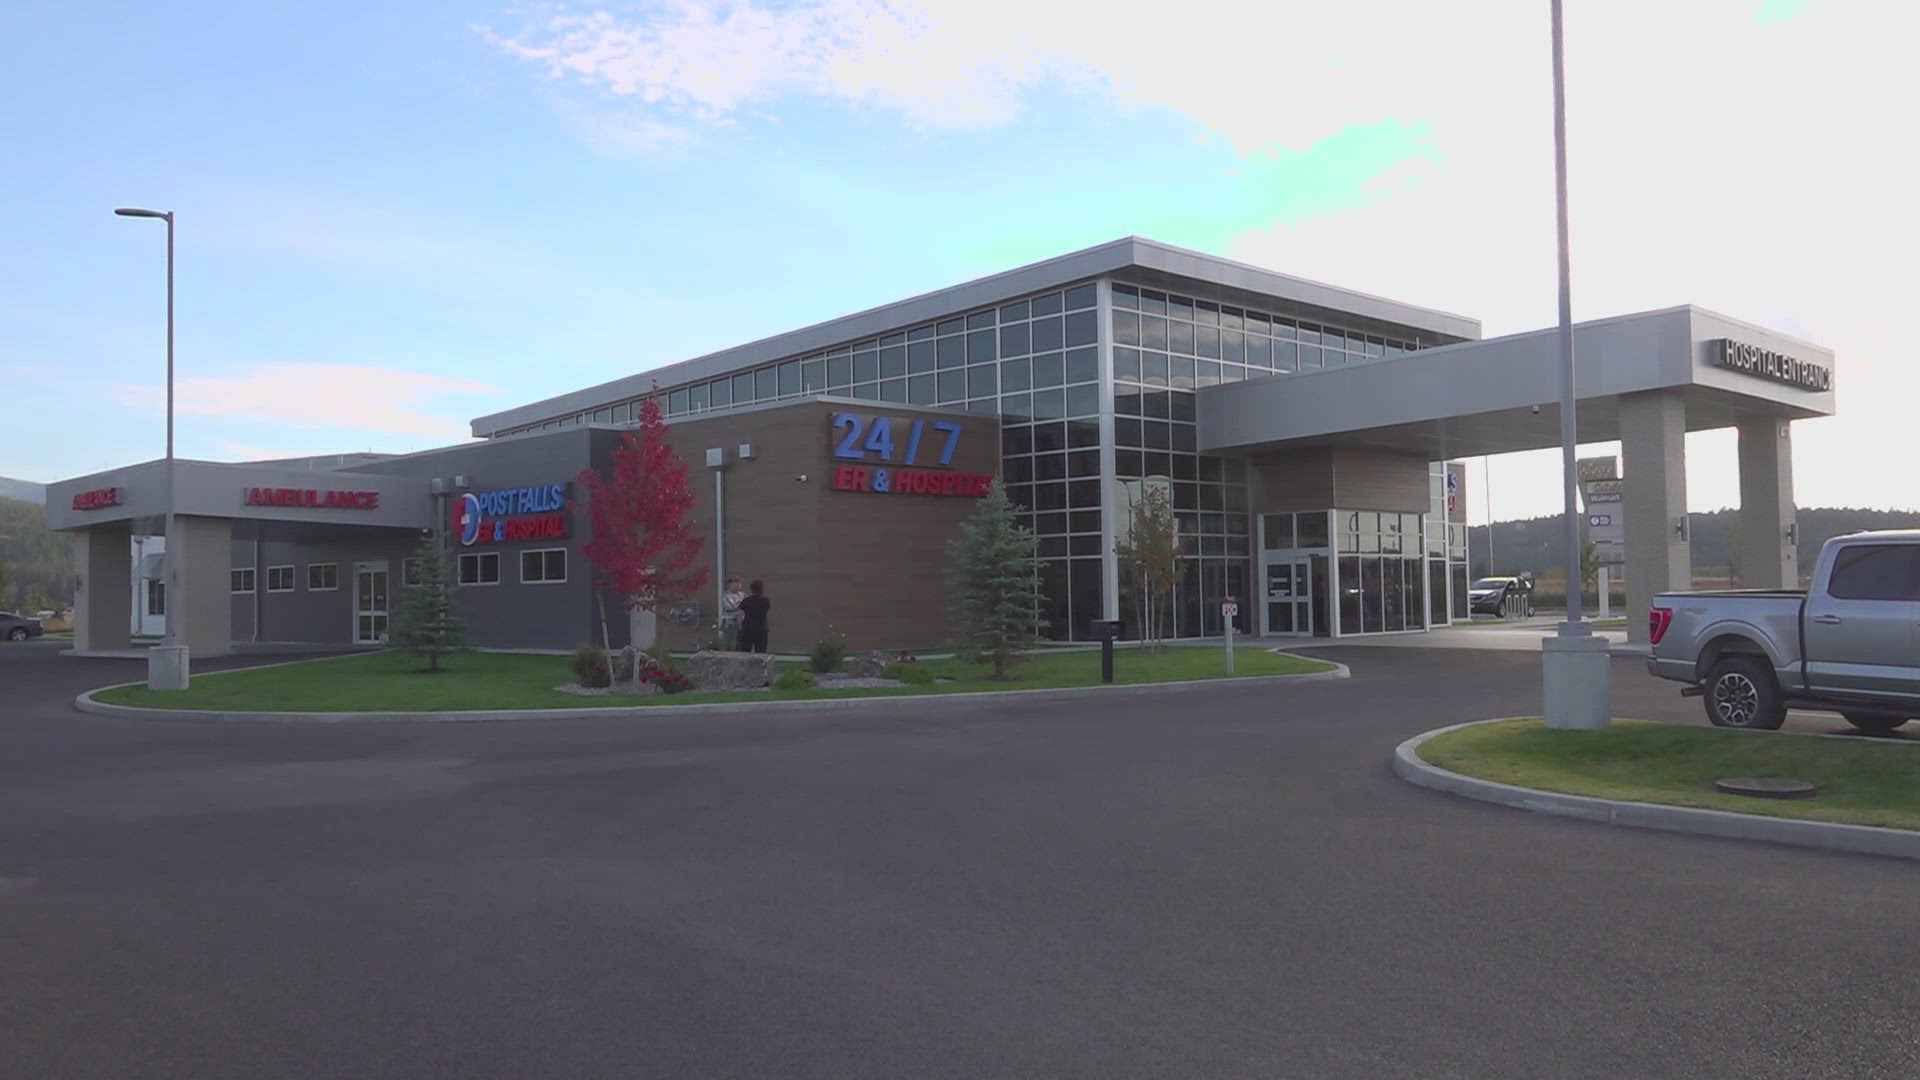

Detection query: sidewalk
xmin=1265 ymin=616 xmax=1636 ymax=655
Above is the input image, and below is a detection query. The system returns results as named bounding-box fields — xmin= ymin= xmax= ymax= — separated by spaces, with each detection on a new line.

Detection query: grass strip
xmin=93 ymin=646 xmax=1333 ymax=713
xmin=1419 ymin=718 xmax=1920 ymax=831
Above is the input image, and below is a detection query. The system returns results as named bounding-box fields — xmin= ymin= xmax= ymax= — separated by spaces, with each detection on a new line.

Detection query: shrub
xmin=643 ymin=665 xmax=694 ymax=694
xmin=570 ymin=643 xmax=611 ymax=688
xmin=885 ymin=662 xmax=933 ymax=685
xmin=775 ymin=668 xmax=817 ymax=691
xmin=808 ymin=628 xmax=846 ymax=674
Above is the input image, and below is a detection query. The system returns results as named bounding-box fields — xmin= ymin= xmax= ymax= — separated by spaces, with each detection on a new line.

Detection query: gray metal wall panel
xmin=355 ymin=429 xmax=603 ymax=650
xmin=1198 ymin=306 xmax=1834 ymax=456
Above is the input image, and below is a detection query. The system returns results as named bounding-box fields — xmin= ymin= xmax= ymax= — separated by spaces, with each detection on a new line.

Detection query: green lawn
xmin=92 ymin=646 xmax=1334 ymax=713
xmin=1420 ymin=718 xmax=1920 ymax=831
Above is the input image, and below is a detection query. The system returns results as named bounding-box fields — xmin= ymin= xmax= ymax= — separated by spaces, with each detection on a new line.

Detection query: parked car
xmin=1647 ymin=530 xmax=1920 ymax=731
xmin=1468 ymin=577 xmax=1520 ymax=616
xmin=0 ymin=611 xmax=45 ymax=641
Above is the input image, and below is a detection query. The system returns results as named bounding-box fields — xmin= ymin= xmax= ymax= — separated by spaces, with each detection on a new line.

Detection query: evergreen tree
xmin=949 ymin=479 xmax=1045 ymax=679
xmin=390 ymin=530 xmax=467 ymax=672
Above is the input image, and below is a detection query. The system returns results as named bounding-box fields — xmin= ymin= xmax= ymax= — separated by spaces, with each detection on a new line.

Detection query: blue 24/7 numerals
xmin=832 ymin=412 xmax=963 ymax=466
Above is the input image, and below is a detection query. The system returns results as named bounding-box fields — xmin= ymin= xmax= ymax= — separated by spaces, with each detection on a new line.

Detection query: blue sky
xmin=3 ymin=0 xmax=1907 ymax=520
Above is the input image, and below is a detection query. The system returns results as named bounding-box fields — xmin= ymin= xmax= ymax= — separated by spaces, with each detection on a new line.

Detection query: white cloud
xmin=118 ymin=363 xmax=502 ymax=441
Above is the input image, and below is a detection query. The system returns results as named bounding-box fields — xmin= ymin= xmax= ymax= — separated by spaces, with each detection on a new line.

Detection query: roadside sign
xmin=1222 ymin=600 xmax=1239 ymax=620
xmin=1581 ymin=478 xmax=1627 ymax=563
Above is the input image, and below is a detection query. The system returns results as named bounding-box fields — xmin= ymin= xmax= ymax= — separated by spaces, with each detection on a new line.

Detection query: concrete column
xmin=1620 ymin=391 xmax=1691 ymax=644
xmin=171 ymin=515 xmax=234 ymax=658
xmin=73 ymin=525 xmax=133 ymax=653
xmin=1737 ymin=418 xmax=1797 ymax=589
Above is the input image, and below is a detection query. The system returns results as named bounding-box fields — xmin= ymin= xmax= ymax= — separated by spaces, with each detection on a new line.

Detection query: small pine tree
xmin=949 ymin=478 xmax=1046 ymax=679
xmin=390 ymin=531 xmax=467 ymax=672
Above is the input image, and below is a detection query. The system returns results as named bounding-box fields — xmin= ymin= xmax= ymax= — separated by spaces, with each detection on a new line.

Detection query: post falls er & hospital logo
xmin=455 ymin=482 xmax=570 ymax=545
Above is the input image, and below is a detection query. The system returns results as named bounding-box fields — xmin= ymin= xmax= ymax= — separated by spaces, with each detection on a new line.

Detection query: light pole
xmin=1539 ymin=1 xmax=1610 ymax=727
xmin=116 ymin=206 xmax=188 ymax=689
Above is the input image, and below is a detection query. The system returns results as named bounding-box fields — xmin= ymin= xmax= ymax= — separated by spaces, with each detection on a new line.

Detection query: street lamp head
xmin=114 ymin=207 xmax=171 ymax=221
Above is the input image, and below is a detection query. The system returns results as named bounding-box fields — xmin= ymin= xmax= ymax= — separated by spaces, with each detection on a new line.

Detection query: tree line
xmin=0 ymin=496 xmax=71 ymax=612
xmin=1471 ymin=506 xmax=1920 ymax=581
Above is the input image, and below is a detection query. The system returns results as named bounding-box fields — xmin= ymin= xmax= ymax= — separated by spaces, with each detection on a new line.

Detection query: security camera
xmin=796 ymin=474 xmax=808 ymax=483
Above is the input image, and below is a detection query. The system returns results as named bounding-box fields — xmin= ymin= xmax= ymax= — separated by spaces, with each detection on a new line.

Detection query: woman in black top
xmin=737 ymin=580 xmax=771 ymax=654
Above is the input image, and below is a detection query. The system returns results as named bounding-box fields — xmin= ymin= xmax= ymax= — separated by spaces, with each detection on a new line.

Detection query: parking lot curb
xmin=1393 ymin=719 xmax=1920 ymax=862
xmin=73 ymin=655 xmax=1349 ymax=725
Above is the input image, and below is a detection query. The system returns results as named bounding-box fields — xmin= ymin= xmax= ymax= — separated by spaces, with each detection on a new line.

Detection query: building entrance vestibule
xmin=1258 ymin=511 xmax=1332 ymax=637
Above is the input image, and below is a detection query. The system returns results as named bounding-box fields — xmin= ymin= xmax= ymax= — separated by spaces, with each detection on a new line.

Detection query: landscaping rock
xmin=686 ymin=650 xmax=777 ymax=691
xmin=843 ymin=653 xmax=890 ymax=678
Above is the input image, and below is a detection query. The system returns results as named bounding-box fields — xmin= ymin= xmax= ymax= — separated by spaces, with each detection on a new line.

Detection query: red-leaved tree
xmin=574 ymin=394 xmax=708 ymax=658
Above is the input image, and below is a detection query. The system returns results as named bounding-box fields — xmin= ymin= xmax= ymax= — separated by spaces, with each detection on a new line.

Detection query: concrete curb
xmin=73 ymin=653 xmax=1350 ymax=725
xmin=1393 ymin=719 xmax=1920 ymax=862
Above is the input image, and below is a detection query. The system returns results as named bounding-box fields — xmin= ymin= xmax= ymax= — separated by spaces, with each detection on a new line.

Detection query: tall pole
xmin=1549 ymin=0 xmax=1585 ymax=635
xmin=1539 ymin=0 xmax=1609 ymax=729
xmin=162 ymin=211 xmax=177 ymax=647
xmin=117 ymin=206 xmax=185 ymax=682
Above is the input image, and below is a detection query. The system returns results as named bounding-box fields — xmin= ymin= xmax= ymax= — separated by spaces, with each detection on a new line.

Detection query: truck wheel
xmin=1702 ymin=657 xmax=1786 ymax=730
xmin=5 ymin=628 xmax=25 ymax=641
xmin=1841 ymin=712 xmax=1908 ymax=733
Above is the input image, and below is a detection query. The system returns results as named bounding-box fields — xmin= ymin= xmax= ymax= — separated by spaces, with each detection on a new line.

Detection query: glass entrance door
xmin=1263 ymin=557 xmax=1314 ymax=636
xmin=354 ymin=562 xmax=389 ymax=644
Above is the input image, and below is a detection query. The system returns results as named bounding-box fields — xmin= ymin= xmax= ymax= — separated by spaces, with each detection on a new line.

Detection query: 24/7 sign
xmin=828 ymin=412 xmax=990 ymax=498
xmin=831 ymin=413 xmax=964 ymax=467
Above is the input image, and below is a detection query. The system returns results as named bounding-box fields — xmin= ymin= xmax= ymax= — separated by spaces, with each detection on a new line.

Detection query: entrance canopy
xmin=48 ymin=459 xmax=435 ymax=658
xmin=1197 ymin=305 xmax=1835 ymax=458
xmin=46 ymin=458 xmax=435 ymax=534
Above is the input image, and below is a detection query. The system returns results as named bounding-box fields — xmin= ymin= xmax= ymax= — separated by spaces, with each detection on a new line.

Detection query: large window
xmin=307 ymin=563 xmax=339 ymax=591
xmin=231 ymin=568 xmax=255 ymax=594
xmin=520 ymin=548 xmax=567 ymax=584
xmin=266 ymin=565 xmax=295 ymax=593
xmin=458 ymin=552 xmax=500 ymax=586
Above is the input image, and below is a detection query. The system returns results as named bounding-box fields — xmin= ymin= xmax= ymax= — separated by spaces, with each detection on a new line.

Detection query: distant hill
xmin=0 ymin=476 xmax=45 ymax=504
xmin=0 ymin=496 xmax=71 ymax=608
xmin=1471 ymin=507 xmax=1920 ymax=583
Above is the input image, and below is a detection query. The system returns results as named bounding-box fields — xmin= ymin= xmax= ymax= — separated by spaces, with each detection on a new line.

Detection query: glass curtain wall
xmin=1108 ymin=284 xmax=1257 ymax=640
xmin=1334 ymin=510 xmax=1429 ymax=635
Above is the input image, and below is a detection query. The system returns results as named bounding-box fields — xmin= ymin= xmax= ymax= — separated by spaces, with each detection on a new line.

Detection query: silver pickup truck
xmin=1648 ymin=530 xmax=1920 ymax=731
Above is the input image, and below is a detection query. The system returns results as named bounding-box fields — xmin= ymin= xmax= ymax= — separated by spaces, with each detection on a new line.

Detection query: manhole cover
xmin=1715 ymin=777 xmax=1817 ymax=799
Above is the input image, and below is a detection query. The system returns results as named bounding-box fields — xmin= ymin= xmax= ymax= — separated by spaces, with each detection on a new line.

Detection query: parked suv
xmin=0 ymin=611 xmax=45 ymax=641
xmin=1647 ymin=530 xmax=1920 ymax=731
xmin=1468 ymin=577 xmax=1520 ymax=616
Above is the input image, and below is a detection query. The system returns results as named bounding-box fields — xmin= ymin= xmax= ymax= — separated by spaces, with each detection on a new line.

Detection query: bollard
xmin=1102 ymin=634 xmax=1114 ymax=684
xmin=1222 ymin=596 xmax=1238 ymax=675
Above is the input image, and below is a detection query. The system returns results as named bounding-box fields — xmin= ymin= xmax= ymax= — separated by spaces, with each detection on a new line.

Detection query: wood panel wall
xmin=664 ymin=401 xmax=1000 ymax=653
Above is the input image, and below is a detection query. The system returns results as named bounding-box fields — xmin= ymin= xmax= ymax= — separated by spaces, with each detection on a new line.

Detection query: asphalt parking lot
xmin=2 ymin=641 xmax=1916 ymax=1079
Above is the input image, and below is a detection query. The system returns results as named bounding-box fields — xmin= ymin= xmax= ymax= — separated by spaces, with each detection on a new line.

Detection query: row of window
xmin=1111 ymin=282 xmax=1426 ymax=357
xmin=502 ymin=284 xmax=1101 ymax=435
xmin=456 ymin=549 xmax=568 ymax=586
xmin=229 ymin=551 xmax=569 ymax=593
xmin=230 ymin=564 xmax=335 ymax=593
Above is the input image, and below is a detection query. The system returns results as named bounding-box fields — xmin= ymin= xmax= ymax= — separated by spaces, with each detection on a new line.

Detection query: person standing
xmin=737 ymin=580 xmax=771 ymax=654
xmin=720 ymin=576 xmax=746 ymax=649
